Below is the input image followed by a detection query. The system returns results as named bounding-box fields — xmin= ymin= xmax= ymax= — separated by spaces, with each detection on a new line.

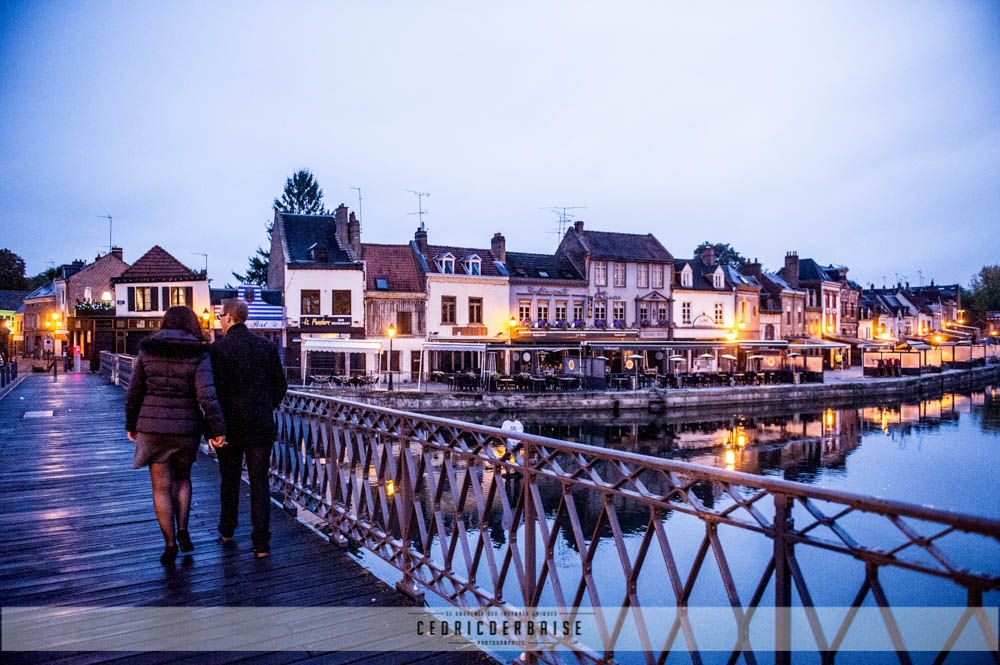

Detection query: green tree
xmin=966 ymin=265 xmax=1000 ymax=325
xmin=693 ymin=241 xmax=747 ymax=268
xmin=234 ymin=169 xmax=330 ymax=285
xmin=0 ymin=249 xmax=29 ymax=290
xmin=28 ymin=266 xmax=60 ymax=291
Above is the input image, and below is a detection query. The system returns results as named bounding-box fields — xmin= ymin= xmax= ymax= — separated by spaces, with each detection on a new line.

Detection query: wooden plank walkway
xmin=0 ymin=372 xmax=495 ymax=665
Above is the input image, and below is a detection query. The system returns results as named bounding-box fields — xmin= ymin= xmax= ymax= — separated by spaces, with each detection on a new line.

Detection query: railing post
xmin=395 ymin=435 xmax=425 ymax=603
xmin=522 ymin=437 xmax=538 ymax=665
xmin=774 ymin=492 xmax=793 ymax=665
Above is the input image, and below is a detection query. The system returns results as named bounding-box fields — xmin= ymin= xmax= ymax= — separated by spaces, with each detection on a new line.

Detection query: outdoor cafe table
xmin=529 ymin=376 xmax=547 ymax=392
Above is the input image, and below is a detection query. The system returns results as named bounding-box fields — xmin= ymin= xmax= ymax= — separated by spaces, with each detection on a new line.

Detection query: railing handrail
xmin=286 ymin=389 xmax=1000 ymax=536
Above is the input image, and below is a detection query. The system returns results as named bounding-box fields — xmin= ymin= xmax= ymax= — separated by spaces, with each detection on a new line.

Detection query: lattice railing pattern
xmin=274 ymin=391 xmax=1000 ymax=664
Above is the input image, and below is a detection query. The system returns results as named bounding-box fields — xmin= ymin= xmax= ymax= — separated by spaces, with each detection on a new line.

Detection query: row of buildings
xmin=2 ymin=205 xmax=980 ymax=379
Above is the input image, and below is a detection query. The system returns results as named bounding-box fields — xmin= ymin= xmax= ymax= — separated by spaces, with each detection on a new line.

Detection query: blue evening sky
xmin=2 ymin=1 xmax=998 ymax=288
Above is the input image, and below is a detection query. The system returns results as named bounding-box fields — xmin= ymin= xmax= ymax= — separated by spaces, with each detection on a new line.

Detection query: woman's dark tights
xmin=149 ymin=458 xmax=193 ymax=546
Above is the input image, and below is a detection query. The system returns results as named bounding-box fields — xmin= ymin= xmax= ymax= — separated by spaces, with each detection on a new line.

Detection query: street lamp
xmin=386 ymin=324 xmax=396 ymax=391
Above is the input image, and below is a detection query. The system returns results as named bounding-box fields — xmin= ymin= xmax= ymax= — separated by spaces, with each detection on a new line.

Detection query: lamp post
xmin=47 ymin=312 xmax=61 ymax=380
xmin=386 ymin=324 xmax=396 ymax=391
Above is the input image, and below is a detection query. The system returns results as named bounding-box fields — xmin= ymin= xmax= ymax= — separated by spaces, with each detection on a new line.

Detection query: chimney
xmin=491 ymin=232 xmax=506 ymax=264
xmin=110 ymin=247 xmax=123 ymax=261
xmin=347 ymin=211 xmax=361 ymax=260
xmin=334 ymin=203 xmax=350 ymax=251
xmin=700 ymin=245 xmax=715 ymax=267
xmin=414 ymin=227 xmax=428 ymax=257
xmin=573 ymin=220 xmax=584 ymax=233
xmin=784 ymin=251 xmax=799 ymax=288
xmin=743 ymin=258 xmax=763 ymax=280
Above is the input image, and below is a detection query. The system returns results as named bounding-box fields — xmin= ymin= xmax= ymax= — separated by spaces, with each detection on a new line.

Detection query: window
xmin=555 ymin=301 xmax=567 ymax=322
xmin=169 ymin=287 xmax=187 ymax=306
xmin=133 ymin=287 xmax=155 ymax=312
xmin=332 ymin=290 xmax=351 ymax=315
xmin=441 ymin=296 xmax=456 ymax=324
xmin=713 ymin=271 xmax=724 ymax=289
xmin=519 ymin=300 xmax=531 ymax=322
xmin=612 ymin=300 xmax=625 ymax=322
xmin=786 ymin=304 xmax=791 ymax=326
xmin=594 ymin=260 xmax=607 ymax=286
xmin=396 ymin=311 xmax=412 ymax=335
xmin=536 ymin=301 xmax=549 ymax=323
xmin=639 ymin=303 xmax=649 ymax=322
xmin=657 ymin=304 xmax=668 ymax=321
xmin=573 ymin=301 xmax=585 ymax=322
xmin=682 ymin=302 xmax=691 ymax=325
xmin=680 ymin=268 xmax=692 ymax=288
xmin=468 ymin=297 xmax=483 ymax=324
xmin=301 ymin=290 xmax=320 ymax=315
xmin=462 ymin=256 xmax=481 ymax=275
xmin=594 ymin=301 xmax=606 ymax=321
xmin=435 ymin=254 xmax=455 ymax=274
xmin=652 ymin=265 xmax=663 ymax=289
xmin=84 ymin=287 xmax=92 ymax=300
xmin=537 ymin=270 xmax=549 ymax=278
xmin=375 ymin=278 xmax=389 ymax=290
xmin=714 ymin=303 xmax=724 ymax=324
xmin=637 ymin=264 xmax=648 ymax=288
xmin=613 ymin=262 xmax=626 ymax=287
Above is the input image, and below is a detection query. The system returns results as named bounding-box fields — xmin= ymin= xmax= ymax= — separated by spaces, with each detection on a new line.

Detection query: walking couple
xmin=124 ymin=301 xmax=287 ymax=565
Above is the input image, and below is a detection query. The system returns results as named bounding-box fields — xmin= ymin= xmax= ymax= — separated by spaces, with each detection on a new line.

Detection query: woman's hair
xmin=161 ymin=306 xmax=206 ymax=340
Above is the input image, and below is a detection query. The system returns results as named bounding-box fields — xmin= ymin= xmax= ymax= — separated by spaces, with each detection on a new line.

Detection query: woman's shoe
xmin=176 ymin=530 xmax=194 ymax=553
xmin=160 ymin=545 xmax=179 ymax=565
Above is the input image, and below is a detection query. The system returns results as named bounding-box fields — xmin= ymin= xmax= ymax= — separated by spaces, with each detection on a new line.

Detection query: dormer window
xmin=680 ymin=265 xmax=693 ymax=288
xmin=537 ymin=270 xmax=549 ymax=278
xmin=462 ymin=255 xmax=481 ymax=275
xmin=435 ymin=253 xmax=455 ymax=274
xmin=713 ymin=268 xmax=724 ymax=289
xmin=307 ymin=243 xmax=329 ymax=262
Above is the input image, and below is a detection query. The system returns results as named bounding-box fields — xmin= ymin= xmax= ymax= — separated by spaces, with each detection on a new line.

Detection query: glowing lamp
xmin=934 ymin=335 xmax=942 ymax=344
xmin=738 ymin=321 xmax=746 ymax=330
xmin=825 ymin=409 xmax=834 ymax=428
xmin=726 ymin=329 xmax=737 ymax=341
xmin=508 ymin=317 xmax=517 ymax=328
xmin=385 ymin=480 xmax=395 ymax=497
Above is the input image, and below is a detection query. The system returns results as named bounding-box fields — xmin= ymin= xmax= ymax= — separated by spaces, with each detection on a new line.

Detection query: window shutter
xmin=150 ymin=287 xmax=159 ymax=311
xmin=162 ymin=287 xmax=169 ymax=307
xmin=185 ymin=287 xmax=193 ymax=308
xmin=127 ymin=287 xmax=135 ymax=311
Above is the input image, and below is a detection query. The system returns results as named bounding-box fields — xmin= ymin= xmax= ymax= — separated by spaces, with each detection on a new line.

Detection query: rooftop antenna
xmin=541 ymin=206 xmax=586 ymax=247
xmin=917 ymin=270 xmax=924 ymax=287
xmin=406 ymin=189 xmax=430 ymax=230
xmin=98 ymin=214 xmax=112 ymax=252
xmin=882 ymin=275 xmax=886 ymax=288
xmin=349 ymin=187 xmax=363 ymax=222
xmin=191 ymin=252 xmax=208 ymax=275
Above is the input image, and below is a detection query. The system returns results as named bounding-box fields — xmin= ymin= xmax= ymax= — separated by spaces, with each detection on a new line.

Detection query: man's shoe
xmin=218 ymin=528 xmax=234 ymax=542
xmin=253 ymin=546 xmax=270 ymax=558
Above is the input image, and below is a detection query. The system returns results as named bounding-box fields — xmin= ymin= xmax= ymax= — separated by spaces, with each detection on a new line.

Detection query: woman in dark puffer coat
xmin=125 ymin=306 xmax=226 ymax=564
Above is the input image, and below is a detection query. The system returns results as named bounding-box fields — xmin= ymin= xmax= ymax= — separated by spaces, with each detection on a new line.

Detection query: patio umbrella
xmin=720 ymin=354 xmax=737 ymax=360
xmin=668 ymin=355 xmax=685 ymax=361
xmin=698 ymin=353 xmax=714 ymax=359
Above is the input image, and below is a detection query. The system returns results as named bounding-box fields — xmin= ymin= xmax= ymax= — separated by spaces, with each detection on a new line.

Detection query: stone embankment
xmin=342 ymin=364 xmax=1000 ymax=414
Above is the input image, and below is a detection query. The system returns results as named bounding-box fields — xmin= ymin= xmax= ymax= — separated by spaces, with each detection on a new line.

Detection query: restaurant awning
xmin=301 ymin=338 xmax=383 ymax=353
xmin=421 ymin=342 xmax=487 ymax=352
xmin=787 ymin=341 xmax=849 ymax=349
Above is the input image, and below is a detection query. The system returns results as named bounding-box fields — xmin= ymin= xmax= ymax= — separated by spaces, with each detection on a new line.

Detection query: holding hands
xmin=209 ymin=436 xmax=227 ymax=449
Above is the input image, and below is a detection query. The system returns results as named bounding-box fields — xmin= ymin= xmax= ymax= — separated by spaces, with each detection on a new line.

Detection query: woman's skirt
xmin=133 ymin=433 xmax=200 ymax=468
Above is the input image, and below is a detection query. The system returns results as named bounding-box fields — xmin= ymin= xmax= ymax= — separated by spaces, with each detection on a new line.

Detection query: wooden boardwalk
xmin=0 ymin=372 xmax=494 ymax=665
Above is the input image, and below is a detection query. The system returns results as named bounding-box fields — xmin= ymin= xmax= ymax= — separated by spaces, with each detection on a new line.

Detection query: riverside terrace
xmin=4 ymin=363 xmax=1000 ymax=663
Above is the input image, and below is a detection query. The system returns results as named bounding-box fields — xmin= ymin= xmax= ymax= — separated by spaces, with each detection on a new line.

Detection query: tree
xmin=0 ymin=249 xmax=29 ymax=290
xmin=693 ymin=241 xmax=747 ymax=268
xmin=966 ymin=265 xmax=1000 ymax=325
xmin=28 ymin=266 xmax=60 ymax=291
xmin=234 ymin=169 xmax=330 ymax=285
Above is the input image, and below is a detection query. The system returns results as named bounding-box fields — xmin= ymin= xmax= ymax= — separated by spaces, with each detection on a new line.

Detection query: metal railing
xmin=274 ymin=391 xmax=1000 ymax=664
xmin=99 ymin=352 xmax=134 ymax=389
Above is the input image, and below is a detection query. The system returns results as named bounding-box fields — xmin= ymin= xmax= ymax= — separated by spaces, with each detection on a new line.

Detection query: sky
xmin=2 ymin=1 xmax=999 ymax=289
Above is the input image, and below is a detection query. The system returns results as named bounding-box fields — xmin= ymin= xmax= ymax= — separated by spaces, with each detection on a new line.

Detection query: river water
xmin=349 ymin=384 xmax=1000 ymax=663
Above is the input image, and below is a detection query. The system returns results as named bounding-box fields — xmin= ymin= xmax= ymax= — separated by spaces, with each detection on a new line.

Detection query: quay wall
xmin=347 ymin=365 xmax=1000 ymax=413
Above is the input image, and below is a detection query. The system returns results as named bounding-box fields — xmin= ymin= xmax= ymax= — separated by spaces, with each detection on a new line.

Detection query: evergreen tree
xmin=0 ymin=249 xmax=29 ymax=290
xmin=234 ymin=169 xmax=329 ymax=285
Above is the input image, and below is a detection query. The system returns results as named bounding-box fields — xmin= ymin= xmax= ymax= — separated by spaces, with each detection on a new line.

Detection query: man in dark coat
xmin=210 ymin=299 xmax=287 ymax=556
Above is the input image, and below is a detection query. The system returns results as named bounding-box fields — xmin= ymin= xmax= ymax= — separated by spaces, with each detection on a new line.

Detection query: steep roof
xmin=0 ymin=289 xmax=29 ymax=311
xmin=24 ymin=282 xmax=55 ymax=300
xmin=422 ymin=245 xmax=507 ymax=277
xmin=506 ymin=251 xmax=585 ymax=282
xmin=673 ymin=258 xmax=731 ymax=292
xmin=576 ymin=230 xmax=673 ymax=262
xmin=112 ymin=246 xmax=203 ymax=284
xmin=362 ymin=244 xmax=425 ymax=293
xmin=796 ymin=258 xmax=836 ymax=283
xmin=64 ymin=252 xmax=129 ymax=284
xmin=277 ymin=213 xmax=359 ymax=268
